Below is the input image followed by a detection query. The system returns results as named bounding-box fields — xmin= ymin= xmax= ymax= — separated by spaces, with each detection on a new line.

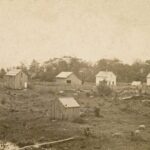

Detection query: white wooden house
xmin=96 ymin=71 xmax=116 ymax=86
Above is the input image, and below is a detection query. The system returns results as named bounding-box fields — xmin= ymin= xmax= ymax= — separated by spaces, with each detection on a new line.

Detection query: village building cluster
xmin=3 ymin=68 xmax=150 ymax=121
xmin=4 ymin=69 xmax=150 ymax=89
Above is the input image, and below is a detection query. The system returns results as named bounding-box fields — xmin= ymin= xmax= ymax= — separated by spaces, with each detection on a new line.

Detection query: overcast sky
xmin=0 ymin=0 xmax=150 ymax=67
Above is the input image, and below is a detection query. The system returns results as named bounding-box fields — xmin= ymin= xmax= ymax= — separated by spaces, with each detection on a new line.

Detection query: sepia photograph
xmin=0 ymin=0 xmax=150 ymax=149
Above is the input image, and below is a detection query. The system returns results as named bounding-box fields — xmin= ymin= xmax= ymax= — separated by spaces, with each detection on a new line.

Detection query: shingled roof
xmin=56 ymin=72 xmax=73 ymax=78
xmin=96 ymin=71 xmax=116 ymax=77
xmin=5 ymin=69 xmax=21 ymax=76
xmin=59 ymin=97 xmax=80 ymax=108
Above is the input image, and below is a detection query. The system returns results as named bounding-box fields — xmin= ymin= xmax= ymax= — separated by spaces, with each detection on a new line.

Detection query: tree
xmin=17 ymin=62 xmax=28 ymax=75
xmin=13 ymin=56 xmax=150 ymax=83
xmin=97 ymin=80 xmax=113 ymax=96
xmin=29 ymin=59 xmax=40 ymax=79
xmin=0 ymin=68 xmax=6 ymax=78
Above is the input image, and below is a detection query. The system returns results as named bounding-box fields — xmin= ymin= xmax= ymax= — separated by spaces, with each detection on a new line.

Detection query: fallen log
xmin=19 ymin=136 xmax=79 ymax=150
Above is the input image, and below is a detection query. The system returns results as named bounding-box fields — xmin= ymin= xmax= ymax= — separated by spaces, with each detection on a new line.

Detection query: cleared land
xmin=0 ymin=82 xmax=150 ymax=150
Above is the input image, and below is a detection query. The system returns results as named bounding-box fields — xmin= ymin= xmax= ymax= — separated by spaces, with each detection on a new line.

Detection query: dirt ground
xmin=0 ymin=83 xmax=150 ymax=150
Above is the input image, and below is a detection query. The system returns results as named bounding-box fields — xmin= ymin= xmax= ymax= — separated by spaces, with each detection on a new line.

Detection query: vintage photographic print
xmin=0 ymin=0 xmax=150 ymax=149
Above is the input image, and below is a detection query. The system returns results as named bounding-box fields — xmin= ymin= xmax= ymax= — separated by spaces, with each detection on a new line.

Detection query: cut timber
xmin=19 ymin=136 xmax=79 ymax=150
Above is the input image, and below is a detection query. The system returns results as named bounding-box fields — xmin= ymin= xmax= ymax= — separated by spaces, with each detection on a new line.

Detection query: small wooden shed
xmin=56 ymin=72 xmax=81 ymax=85
xmin=50 ymin=97 xmax=80 ymax=120
xmin=4 ymin=69 xmax=28 ymax=89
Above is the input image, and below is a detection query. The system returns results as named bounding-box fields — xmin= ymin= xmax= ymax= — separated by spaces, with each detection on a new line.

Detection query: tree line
xmin=1 ymin=56 xmax=150 ymax=83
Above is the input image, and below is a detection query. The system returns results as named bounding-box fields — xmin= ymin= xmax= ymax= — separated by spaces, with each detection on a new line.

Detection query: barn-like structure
xmin=56 ymin=72 xmax=81 ymax=85
xmin=50 ymin=97 xmax=80 ymax=120
xmin=4 ymin=69 xmax=28 ymax=89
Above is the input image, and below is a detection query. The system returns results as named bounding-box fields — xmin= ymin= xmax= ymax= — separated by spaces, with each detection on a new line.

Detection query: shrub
xmin=80 ymin=112 xmax=86 ymax=117
xmin=94 ymin=107 xmax=100 ymax=117
xmin=96 ymin=82 xmax=113 ymax=96
xmin=130 ymin=131 xmax=144 ymax=142
xmin=86 ymin=92 xmax=90 ymax=97
xmin=17 ymin=140 xmax=34 ymax=147
xmin=73 ymin=117 xmax=85 ymax=124
xmin=38 ymin=87 xmax=56 ymax=95
xmin=27 ymin=83 xmax=34 ymax=90
xmin=1 ymin=97 xmax=6 ymax=105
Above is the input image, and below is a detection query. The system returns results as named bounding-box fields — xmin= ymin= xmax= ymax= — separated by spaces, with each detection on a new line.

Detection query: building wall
xmin=56 ymin=74 xmax=81 ymax=85
xmin=147 ymin=78 xmax=150 ymax=86
xmin=96 ymin=76 xmax=116 ymax=86
xmin=4 ymin=76 xmax=15 ymax=89
xmin=56 ymin=78 xmax=67 ymax=84
xmin=67 ymin=74 xmax=81 ymax=85
xmin=50 ymin=100 xmax=80 ymax=120
xmin=14 ymin=72 xmax=28 ymax=89
xmin=66 ymin=107 xmax=80 ymax=120
xmin=4 ymin=72 xmax=28 ymax=89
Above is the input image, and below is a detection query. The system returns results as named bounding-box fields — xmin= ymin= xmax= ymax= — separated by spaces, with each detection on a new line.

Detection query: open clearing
xmin=0 ymin=82 xmax=150 ymax=150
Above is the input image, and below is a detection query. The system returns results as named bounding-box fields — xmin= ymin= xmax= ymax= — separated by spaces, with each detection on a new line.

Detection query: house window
xmin=66 ymin=80 xmax=71 ymax=84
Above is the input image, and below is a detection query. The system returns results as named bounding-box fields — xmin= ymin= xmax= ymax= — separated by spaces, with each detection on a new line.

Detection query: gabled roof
xmin=59 ymin=97 xmax=80 ymax=108
xmin=56 ymin=72 xmax=73 ymax=78
xmin=147 ymin=73 xmax=150 ymax=78
xmin=96 ymin=71 xmax=116 ymax=77
xmin=5 ymin=69 xmax=21 ymax=76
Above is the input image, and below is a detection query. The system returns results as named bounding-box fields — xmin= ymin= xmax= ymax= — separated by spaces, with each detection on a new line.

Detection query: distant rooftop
xmin=56 ymin=72 xmax=73 ymax=78
xmin=96 ymin=71 xmax=116 ymax=77
xmin=59 ymin=97 xmax=80 ymax=108
xmin=5 ymin=69 xmax=21 ymax=76
xmin=147 ymin=73 xmax=150 ymax=78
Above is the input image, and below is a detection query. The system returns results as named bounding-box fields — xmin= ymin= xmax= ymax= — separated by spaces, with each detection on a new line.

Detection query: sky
xmin=0 ymin=0 xmax=150 ymax=68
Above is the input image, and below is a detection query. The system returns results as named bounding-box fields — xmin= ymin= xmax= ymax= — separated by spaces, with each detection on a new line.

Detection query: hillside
xmin=0 ymin=83 xmax=150 ymax=149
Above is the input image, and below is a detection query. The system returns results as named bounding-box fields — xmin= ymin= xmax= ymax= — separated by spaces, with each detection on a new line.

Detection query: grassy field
xmin=0 ymin=82 xmax=150 ymax=150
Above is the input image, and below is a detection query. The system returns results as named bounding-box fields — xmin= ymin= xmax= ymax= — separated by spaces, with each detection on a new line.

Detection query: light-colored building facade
xmin=96 ymin=71 xmax=116 ymax=86
xmin=131 ymin=81 xmax=141 ymax=86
